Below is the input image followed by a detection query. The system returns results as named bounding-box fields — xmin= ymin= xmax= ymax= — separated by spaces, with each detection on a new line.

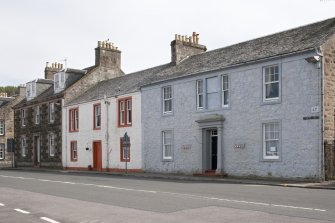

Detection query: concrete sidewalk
xmin=2 ymin=167 xmax=335 ymax=190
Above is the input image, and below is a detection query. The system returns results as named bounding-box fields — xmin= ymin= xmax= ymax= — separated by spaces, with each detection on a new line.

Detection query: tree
xmin=0 ymin=86 xmax=19 ymax=97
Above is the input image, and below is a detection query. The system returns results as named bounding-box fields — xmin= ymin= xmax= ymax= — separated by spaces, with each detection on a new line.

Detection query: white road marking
xmin=0 ymin=203 xmax=4 ymax=206
xmin=0 ymin=174 xmax=327 ymax=212
xmin=40 ymin=217 xmax=60 ymax=223
xmin=14 ymin=208 xmax=30 ymax=214
xmin=96 ymin=185 xmax=157 ymax=193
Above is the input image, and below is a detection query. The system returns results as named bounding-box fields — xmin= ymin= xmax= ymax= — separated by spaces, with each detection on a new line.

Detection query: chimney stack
xmin=95 ymin=40 xmax=121 ymax=69
xmin=18 ymin=84 xmax=26 ymax=96
xmin=44 ymin=62 xmax=63 ymax=79
xmin=171 ymin=32 xmax=206 ymax=65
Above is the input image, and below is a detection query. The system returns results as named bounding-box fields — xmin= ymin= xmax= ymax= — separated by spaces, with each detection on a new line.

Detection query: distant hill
xmin=0 ymin=86 xmax=19 ymax=97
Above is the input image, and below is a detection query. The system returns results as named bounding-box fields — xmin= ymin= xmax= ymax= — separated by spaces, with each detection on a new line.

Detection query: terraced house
xmin=0 ymin=88 xmax=25 ymax=167
xmin=62 ymin=63 xmax=170 ymax=172
xmin=13 ymin=40 xmax=124 ymax=168
xmin=141 ymin=18 xmax=335 ymax=180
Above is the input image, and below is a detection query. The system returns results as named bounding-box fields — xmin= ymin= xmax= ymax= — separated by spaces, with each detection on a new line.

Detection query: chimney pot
xmin=171 ymin=32 xmax=206 ymax=64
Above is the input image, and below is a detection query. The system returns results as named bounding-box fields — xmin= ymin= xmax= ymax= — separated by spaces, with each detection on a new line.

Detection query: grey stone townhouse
xmin=141 ymin=17 xmax=335 ymax=180
xmin=13 ymin=40 xmax=124 ymax=168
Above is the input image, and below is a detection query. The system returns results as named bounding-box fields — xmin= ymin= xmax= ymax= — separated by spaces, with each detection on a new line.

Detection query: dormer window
xmin=26 ymin=82 xmax=36 ymax=101
xmin=54 ymin=72 xmax=66 ymax=93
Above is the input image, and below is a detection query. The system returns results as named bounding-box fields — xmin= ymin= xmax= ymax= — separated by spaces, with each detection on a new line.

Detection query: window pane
xmin=206 ymin=77 xmax=217 ymax=93
xmin=198 ymin=94 xmax=203 ymax=108
xmin=197 ymin=80 xmax=203 ymax=93
xmin=223 ymin=91 xmax=229 ymax=106
xmin=207 ymin=92 xmax=219 ymax=109
xmin=165 ymin=145 xmax=172 ymax=157
xmin=265 ymin=82 xmax=279 ymax=99
xmin=222 ymin=75 xmax=228 ymax=90
xmin=164 ymin=100 xmax=172 ymax=112
xmin=266 ymin=140 xmax=279 ymax=156
xmin=164 ymin=87 xmax=171 ymax=99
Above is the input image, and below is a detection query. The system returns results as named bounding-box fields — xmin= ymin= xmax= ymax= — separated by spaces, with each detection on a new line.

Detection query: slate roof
xmin=67 ymin=17 xmax=335 ymax=105
xmin=67 ymin=63 xmax=172 ymax=105
xmin=14 ymin=68 xmax=86 ymax=109
xmin=145 ymin=17 xmax=335 ymax=85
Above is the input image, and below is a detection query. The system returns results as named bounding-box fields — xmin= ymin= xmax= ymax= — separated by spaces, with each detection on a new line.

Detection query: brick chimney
xmin=171 ymin=32 xmax=207 ymax=65
xmin=95 ymin=41 xmax=121 ymax=69
xmin=45 ymin=62 xmax=63 ymax=80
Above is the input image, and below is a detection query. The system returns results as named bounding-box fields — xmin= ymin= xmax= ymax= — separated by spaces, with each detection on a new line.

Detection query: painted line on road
xmin=0 ymin=174 xmax=327 ymax=212
xmin=96 ymin=185 xmax=157 ymax=193
xmin=0 ymin=203 xmax=4 ymax=206
xmin=14 ymin=208 xmax=30 ymax=214
xmin=40 ymin=217 xmax=60 ymax=223
xmin=159 ymin=191 xmax=326 ymax=212
xmin=0 ymin=174 xmax=156 ymax=194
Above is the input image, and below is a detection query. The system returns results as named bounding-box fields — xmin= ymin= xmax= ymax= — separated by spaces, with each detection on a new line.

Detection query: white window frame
xmin=196 ymin=80 xmax=204 ymax=110
xmin=120 ymin=101 xmax=125 ymax=125
xmin=126 ymin=99 xmax=132 ymax=125
xmin=206 ymin=76 xmax=219 ymax=110
xmin=49 ymin=133 xmax=55 ymax=157
xmin=263 ymin=65 xmax=280 ymax=102
xmin=163 ymin=86 xmax=172 ymax=114
xmin=222 ymin=74 xmax=229 ymax=107
xmin=21 ymin=136 xmax=26 ymax=157
xmin=35 ymin=106 xmax=40 ymax=124
xmin=21 ymin=109 xmax=26 ymax=126
xmin=54 ymin=74 xmax=60 ymax=89
xmin=32 ymin=82 xmax=36 ymax=96
xmin=49 ymin=102 xmax=55 ymax=123
xmin=162 ymin=130 xmax=173 ymax=160
xmin=60 ymin=73 xmax=65 ymax=87
xmin=0 ymin=144 xmax=4 ymax=160
xmin=263 ymin=122 xmax=280 ymax=160
xmin=26 ymin=84 xmax=31 ymax=98
xmin=0 ymin=120 xmax=4 ymax=135
xmin=94 ymin=104 xmax=101 ymax=128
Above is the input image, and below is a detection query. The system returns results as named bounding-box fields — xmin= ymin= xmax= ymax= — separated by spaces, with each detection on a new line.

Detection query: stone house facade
xmin=13 ymin=40 xmax=124 ymax=168
xmin=141 ymin=18 xmax=335 ymax=180
xmin=0 ymin=88 xmax=25 ymax=167
xmin=14 ymin=76 xmax=66 ymax=168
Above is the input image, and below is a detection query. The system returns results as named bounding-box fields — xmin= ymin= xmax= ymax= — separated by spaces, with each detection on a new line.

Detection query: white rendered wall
xmin=63 ymin=92 xmax=142 ymax=170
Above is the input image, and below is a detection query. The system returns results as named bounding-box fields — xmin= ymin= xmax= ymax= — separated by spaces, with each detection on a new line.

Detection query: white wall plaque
xmin=311 ymin=106 xmax=319 ymax=113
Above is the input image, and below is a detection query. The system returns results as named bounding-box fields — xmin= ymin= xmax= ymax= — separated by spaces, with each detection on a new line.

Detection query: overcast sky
xmin=0 ymin=0 xmax=335 ymax=86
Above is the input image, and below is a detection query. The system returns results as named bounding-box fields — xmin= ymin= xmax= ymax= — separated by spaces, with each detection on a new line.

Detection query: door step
xmin=194 ymin=170 xmax=226 ymax=177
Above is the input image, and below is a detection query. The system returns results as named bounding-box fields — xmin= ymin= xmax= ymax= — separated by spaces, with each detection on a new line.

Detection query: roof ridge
xmin=198 ymin=17 xmax=335 ymax=56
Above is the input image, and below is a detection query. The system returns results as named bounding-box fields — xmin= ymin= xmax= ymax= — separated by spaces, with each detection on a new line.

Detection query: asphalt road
xmin=0 ymin=170 xmax=334 ymax=223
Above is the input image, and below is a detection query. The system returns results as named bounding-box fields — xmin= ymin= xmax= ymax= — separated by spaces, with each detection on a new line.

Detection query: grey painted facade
xmin=142 ymin=52 xmax=323 ymax=179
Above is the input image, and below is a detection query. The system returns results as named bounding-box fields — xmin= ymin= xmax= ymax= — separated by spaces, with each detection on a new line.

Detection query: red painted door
xmin=93 ymin=141 xmax=102 ymax=171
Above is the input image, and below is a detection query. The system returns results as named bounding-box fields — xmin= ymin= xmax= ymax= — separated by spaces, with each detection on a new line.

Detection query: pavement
xmin=2 ymin=167 xmax=335 ymax=190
